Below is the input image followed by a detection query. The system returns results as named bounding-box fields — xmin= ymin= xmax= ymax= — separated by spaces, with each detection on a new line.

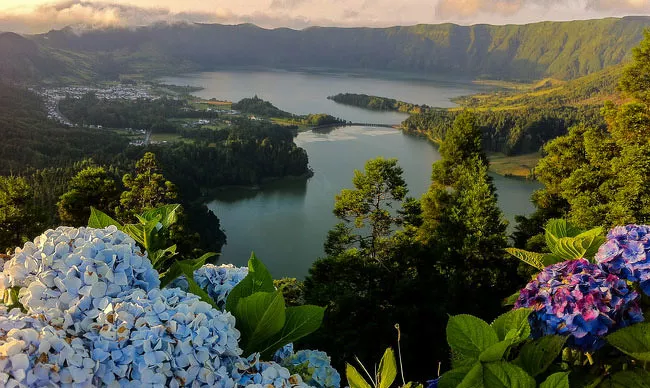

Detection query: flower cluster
xmin=515 ymin=259 xmax=643 ymax=352
xmin=596 ymin=224 xmax=650 ymax=296
xmin=0 ymin=226 xmax=336 ymax=387
xmin=0 ymin=226 xmax=159 ymax=327
xmin=166 ymin=264 xmax=248 ymax=309
xmin=279 ymin=350 xmax=341 ymax=388
xmin=86 ymin=287 xmax=242 ymax=387
xmin=231 ymin=353 xmax=310 ymax=388
xmin=0 ymin=307 xmax=96 ymax=387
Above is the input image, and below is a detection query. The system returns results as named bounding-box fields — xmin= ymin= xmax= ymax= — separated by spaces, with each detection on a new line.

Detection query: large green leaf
xmin=483 ymin=362 xmax=536 ymax=388
xmin=544 ymin=220 xmax=605 ymax=262
xmin=346 ymin=363 xmax=372 ymax=388
xmin=457 ymin=363 xmax=484 ymax=388
xmin=439 ymin=365 xmax=476 ymax=388
xmin=575 ymin=227 xmax=606 ymax=260
xmin=377 ymin=348 xmax=397 ymax=388
xmin=159 ymin=252 xmax=215 ymax=288
xmin=491 ymin=308 xmax=532 ymax=344
xmin=225 ymin=253 xmax=275 ymax=312
xmin=447 ymin=314 xmax=499 ymax=360
xmin=606 ymin=323 xmax=650 ymax=361
xmin=479 ymin=341 xmax=512 ymax=363
xmin=600 ymin=370 xmax=650 ymax=388
xmin=236 ymin=291 xmax=286 ymax=354
xmin=140 ymin=204 xmax=181 ymax=227
xmin=540 ymin=372 xmax=570 ymax=388
xmin=257 ymin=304 xmax=325 ymax=358
xmin=88 ymin=207 xmax=122 ymax=229
xmin=186 ymin=276 xmax=219 ymax=310
xmin=514 ymin=335 xmax=567 ymax=377
xmin=504 ymin=248 xmax=546 ymax=270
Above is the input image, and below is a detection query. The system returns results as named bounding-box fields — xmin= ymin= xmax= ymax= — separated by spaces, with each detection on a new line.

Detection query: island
xmin=327 ymin=93 xmax=433 ymax=114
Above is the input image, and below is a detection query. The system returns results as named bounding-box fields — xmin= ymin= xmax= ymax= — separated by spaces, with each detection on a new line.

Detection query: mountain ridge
xmin=3 ymin=16 xmax=650 ymax=83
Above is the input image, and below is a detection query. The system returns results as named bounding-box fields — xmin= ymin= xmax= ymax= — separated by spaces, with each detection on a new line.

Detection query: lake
xmin=160 ymin=70 xmax=542 ymax=278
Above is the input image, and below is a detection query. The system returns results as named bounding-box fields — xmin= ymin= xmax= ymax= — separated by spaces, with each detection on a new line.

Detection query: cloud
xmin=269 ymin=0 xmax=309 ymax=10
xmin=586 ymin=0 xmax=650 ymax=12
xmin=0 ymin=0 xmax=221 ymax=33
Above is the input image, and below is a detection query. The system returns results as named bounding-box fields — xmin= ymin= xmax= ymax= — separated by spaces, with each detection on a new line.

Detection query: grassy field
xmin=488 ymin=152 xmax=540 ymax=179
xmin=150 ymin=132 xmax=186 ymax=143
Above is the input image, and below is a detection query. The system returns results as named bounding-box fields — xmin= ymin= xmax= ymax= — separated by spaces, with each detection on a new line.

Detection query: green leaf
xmin=514 ymin=335 xmax=567 ymax=377
xmin=159 ymin=252 xmax=214 ymax=288
xmin=377 ymin=348 xmax=397 ymax=388
xmin=438 ymin=365 xmax=476 ymax=388
xmin=235 ymin=291 xmax=286 ymax=355
xmin=491 ymin=308 xmax=532 ymax=343
xmin=140 ymin=204 xmax=181 ymax=227
xmin=502 ymin=292 xmax=521 ymax=307
xmin=457 ymin=363 xmax=483 ymax=388
xmin=543 ymin=221 xmax=605 ymax=261
xmin=479 ymin=341 xmax=511 ymax=362
xmin=403 ymin=383 xmax=423 ymax=388
xmin=540 ymin=372 xmax=570 ymax=388
xmin=447 ymin=314 xmax=499 ymax=360
xmin=504 ymin=248 xmax=546 ymax=270
xmin=225 ymin=253 xmax=275 ymax=312
xmin=257 ymin=304 xmax=325 ymax=359
xmin=346 ymin=363 xmax=372 ymax=388
xmin=575 ymin=227 xmax=606 ymax=260
xmin=606 ymin=322 xmax=650 ymax=361
xmin=601 ymin=370 xmax=650 ymax=388
xmin=483 ymin=362 xmax=536 ymax=388
xmin=88 ymin=207 xmax=122 ymax=229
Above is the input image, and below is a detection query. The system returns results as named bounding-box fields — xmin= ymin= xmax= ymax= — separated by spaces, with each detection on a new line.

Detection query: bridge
xmin=311 ymin=122 xmax=399 ymax=131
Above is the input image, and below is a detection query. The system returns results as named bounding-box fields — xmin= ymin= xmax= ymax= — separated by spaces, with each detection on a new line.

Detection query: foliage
xmin=326 ymin=157 xmax=407 ymax=261
xmin=233 ymin=96 xmax=294 ymax=118
xmin=274 ymin=277 xmax=307 ymax=307
xmin=438 ymin=310 xmax=564 ymax=388
xmin=225 ymin=254 xmax=325 ymax=359
xmin=118 ymin=152 xmax=178 ymax=219
xmin=620 ymin=29 xmax=650 ymax=105
xmin=0 ymin=176 xmax=41 ymax=253
xmin=57 ymin=165 xmax=120 ymax=226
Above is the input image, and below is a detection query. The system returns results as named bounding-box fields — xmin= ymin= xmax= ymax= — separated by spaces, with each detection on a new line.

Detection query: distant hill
xmin=1 ymin=17 xmax=649 ymax=83
xmin=454 ymin=64 xmax=625 ymax=110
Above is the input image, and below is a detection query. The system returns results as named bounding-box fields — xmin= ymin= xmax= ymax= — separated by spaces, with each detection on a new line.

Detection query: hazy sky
xmin=1 ymin=0 xmax=649 ymax=33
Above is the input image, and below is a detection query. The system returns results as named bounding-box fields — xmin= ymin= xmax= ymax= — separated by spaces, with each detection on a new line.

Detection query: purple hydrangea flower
xmin=596 ymin=224 xmax=650 ymax=295
xmin=426 ymin=378 xmax=439 ymax=388
xmin=515 ymin=259 xmax=643 ymax=352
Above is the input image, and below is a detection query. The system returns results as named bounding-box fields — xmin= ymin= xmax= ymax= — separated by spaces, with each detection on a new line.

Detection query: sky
xmin=0 ymin=0 xmax=649 ymax=33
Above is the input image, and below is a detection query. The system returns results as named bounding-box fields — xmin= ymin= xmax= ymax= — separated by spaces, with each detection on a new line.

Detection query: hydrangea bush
xmin=595 ymin=224 xmax=650 ymax=295
xmin=515 ymin=258 xmax=643 ymax=352
xmin=0 ymin=226 xmax=340 ymax=387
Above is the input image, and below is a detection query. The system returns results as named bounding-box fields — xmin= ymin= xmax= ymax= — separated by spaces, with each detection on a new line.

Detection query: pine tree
xmin=58 ymin=166 xmax=119 ymax=226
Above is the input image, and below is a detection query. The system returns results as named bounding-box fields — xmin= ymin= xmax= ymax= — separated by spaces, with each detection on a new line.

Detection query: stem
xmin=394 ymin=324 xmax=406 ymax=385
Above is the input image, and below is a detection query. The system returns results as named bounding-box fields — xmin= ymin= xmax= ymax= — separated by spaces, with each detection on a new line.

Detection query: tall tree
xmin=419 ymin=112 xmax=519 ymax=318
xmin=325 ymin=157 xmax=407 ymax=261
xmin=118 ymin=152 xmax=177 ymax=219
xmin=57 ymin=165 xmax=120 ymax=226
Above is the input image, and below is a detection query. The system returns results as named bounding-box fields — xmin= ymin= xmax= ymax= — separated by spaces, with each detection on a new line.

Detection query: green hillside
xmin=4 ymin=16 xmax=647 ymax=83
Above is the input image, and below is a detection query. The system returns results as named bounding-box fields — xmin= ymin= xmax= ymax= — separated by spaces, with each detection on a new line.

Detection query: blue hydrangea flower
xmin=596 ymin=224 xmax=650 ymax=295
xmin=85 ymin=287 xmax=242 ymax=387
xmin=231 ymin=352 xmax=311 ymax=388
xmin=0 ymin=226 xmax=160 ymax=328
xmin=280 ymin=350 xmax=341 ymax=388
xmin=273 ymin=343 xmax=295 ymax=363
xmin=194 ymin=264 xmax=249 ymax=309
xmin=166 ymin=264 xmax=248 ymax=310
xmin=0 ymin=306 xmax=96 ymax=387
xmin=515 ymin=259 xmax=643 ymax=352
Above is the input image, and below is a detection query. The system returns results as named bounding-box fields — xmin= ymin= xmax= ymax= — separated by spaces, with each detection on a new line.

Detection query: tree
xmin=118 ymin=152 xmax=177 ymax=219
xmin=325 ymin=157 xmax=407 ymax=261
xmin=0 ymin=176 xmax=40 ymax=252
xmin=57 ymin=166 xmax=120 ymax=226
xmin=620 ymin=29 xmax=650 ymax=105
xmin=418 ymin=112 xmax=520 ymax=319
